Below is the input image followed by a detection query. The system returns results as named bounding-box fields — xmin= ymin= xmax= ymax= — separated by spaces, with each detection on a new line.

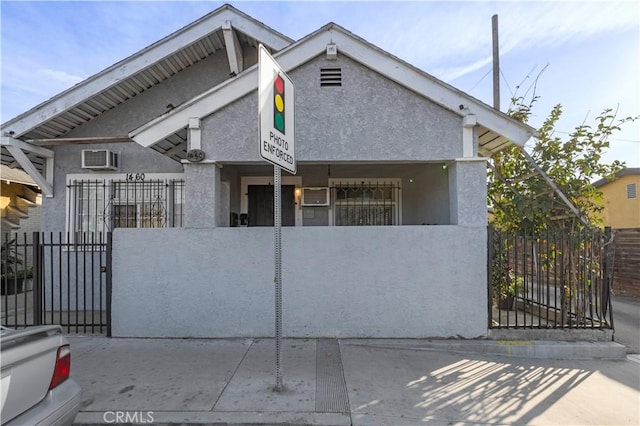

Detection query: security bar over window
xmin=330 ymin=180 xmax=401 ymax=226
xmin=67 ymin=177 xmax=184 ymax=241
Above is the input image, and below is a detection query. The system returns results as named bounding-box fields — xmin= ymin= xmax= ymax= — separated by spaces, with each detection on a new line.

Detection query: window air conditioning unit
xmin=81 ymin=149 xmax=119 ymax=170
xmin=301 ymin=187 xmax=330 ymax=207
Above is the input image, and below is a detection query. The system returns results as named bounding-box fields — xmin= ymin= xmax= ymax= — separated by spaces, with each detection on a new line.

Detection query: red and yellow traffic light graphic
xmin=273 ymin=74 xmax=285 ymax=134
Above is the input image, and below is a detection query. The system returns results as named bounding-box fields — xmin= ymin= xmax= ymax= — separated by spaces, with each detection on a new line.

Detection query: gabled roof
xmin=1 ymin=4 xmax=537 ymax=196
xmin=593 ymin=167 xmax=640 ymax=188
xmin=1 ymin=4 xmax=291 ymax=141
xmin=130 ymin=22 xmax=536 ymax=152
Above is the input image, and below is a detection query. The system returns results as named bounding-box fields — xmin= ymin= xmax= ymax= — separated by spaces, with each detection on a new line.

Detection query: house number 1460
xmin=126 ymin=173 xmax=145 ymax=181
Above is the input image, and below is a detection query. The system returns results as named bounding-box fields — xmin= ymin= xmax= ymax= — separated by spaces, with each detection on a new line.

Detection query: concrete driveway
xmin=612 ymin=294 xmax=640 ymax=354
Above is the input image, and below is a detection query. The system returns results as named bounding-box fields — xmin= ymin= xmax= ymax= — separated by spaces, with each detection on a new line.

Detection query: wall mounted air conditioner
xmin=81 ymin=149 xmax=119 ymax=170
xmin=301 ymin=187 xmax=330 ymax=207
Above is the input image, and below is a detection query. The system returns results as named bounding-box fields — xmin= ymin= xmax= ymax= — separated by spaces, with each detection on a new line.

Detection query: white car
xmin=1 ymin=325 xmax=81 ymax=426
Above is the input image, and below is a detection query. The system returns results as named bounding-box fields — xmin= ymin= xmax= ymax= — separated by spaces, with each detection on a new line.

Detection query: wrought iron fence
xmin=1 ymin=232 xmax=111 ymax=335
xmin=488 ymin=226 xmax=614 ymax=329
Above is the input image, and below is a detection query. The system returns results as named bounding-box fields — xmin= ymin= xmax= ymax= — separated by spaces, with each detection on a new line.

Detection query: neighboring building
xmin=0 ymin=5 xmax=535 ymax=338
xmin=1 ymin=165 xmax=42 ymax=240
xmin=593 ymin=168 xmax=640 ymax=297
xmin=593 ymin=168 xmax=640 ymax=229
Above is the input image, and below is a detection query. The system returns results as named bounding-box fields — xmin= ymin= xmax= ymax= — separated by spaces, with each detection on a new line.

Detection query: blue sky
xmin=1 ymin=0 xmax=639 ymax=167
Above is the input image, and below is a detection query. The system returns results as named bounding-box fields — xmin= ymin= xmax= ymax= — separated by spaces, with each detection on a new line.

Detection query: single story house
xmin=0 ymin=4 xmax=535 ymax=338
xmin=1 ymin=165 xmax=42 ymax=237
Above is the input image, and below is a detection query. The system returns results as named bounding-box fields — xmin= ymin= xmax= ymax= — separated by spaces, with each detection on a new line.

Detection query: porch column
xmin=183 ymin=162 xmax=221 ymax=228
xmin=181 ymin=117 xmax=229 ymax=228
xmin=447 ymin=158 xmax=488 ymax=226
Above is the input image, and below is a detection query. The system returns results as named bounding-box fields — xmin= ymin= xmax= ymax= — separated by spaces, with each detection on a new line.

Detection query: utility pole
xmin=492 ymin=14 xmax=500 ymax=111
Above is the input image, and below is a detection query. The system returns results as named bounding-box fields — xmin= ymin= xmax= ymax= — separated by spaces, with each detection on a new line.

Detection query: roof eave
xmin=130 ymin=23 xmax=536 ymax=149
xmin=0 ymin=4 xmax=293 ymax=139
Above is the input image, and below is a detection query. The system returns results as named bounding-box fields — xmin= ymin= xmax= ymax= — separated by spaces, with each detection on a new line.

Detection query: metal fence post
xmin=602 ymin=227 xmax=614 ymax=329
xmin=32 ymin=232 xmax=42 ymax=325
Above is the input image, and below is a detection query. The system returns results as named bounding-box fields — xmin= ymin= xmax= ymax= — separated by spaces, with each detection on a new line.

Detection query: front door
xmin=248 ymin=185 xmax=295 ymax=226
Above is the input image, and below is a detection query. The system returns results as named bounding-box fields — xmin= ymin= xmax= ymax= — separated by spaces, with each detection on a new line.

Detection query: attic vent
xmin=320 ymin=68 xmax=342 ymax=87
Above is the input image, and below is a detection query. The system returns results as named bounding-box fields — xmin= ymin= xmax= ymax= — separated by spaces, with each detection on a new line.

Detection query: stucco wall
xmin=111 ymin=225 xmax=488 ymax=338
xmin=202 ymin=54 xmax=462 ymax=163
xmin=599 ymin=174 xmax=640 ymax=228
xmin=41 ymin=143 xmax=183 ymax=232
xmin=448 ymin=159 xmax=487 ymax=226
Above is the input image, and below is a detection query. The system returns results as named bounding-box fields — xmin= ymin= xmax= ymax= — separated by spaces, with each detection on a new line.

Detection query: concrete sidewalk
xmin=68 ymin=336 xmax=639 ymax=425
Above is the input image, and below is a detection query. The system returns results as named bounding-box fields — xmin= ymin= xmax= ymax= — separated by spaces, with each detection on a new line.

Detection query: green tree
xmin=489 ymin=94 xmax=637 ymax=232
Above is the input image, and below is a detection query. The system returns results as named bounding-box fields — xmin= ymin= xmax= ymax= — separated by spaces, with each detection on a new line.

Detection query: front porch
xmin=183 ymin=160 xmax=487 ymax=229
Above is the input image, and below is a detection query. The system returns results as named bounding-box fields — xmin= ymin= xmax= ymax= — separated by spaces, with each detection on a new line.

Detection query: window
xmin=329 ymin=179 xmax=401 ymax=226
xmin=67 ymin=174 xmax=184 ymax=238
xmin=627 ymin=183 xmax=637 ymax=199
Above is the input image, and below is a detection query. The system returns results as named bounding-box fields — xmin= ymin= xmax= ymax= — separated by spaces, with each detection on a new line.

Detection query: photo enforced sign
xmin=258 ymin=44 xmax=296 ymax=174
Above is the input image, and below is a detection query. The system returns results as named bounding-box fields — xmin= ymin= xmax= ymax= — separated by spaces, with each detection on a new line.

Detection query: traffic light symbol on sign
xmin=273 ymin=74 xmax=285 ymax=134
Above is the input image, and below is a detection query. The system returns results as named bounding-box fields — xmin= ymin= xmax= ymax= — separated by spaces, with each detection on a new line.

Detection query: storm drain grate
xmin=315 ymin=339 xmax=350 ymax=413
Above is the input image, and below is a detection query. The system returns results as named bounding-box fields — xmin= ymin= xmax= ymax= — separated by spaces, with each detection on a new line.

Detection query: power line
xmin=553 ymin=130 xmax=640 ymax=144
xmin=468 ymin=67 xmax=492 ymax=92
xmin=500 ymin=68 xmax=514 ymax=98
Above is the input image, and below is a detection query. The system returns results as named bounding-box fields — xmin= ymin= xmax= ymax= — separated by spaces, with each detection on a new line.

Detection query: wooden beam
xmin=1 ymin=136 xmax=54 ymax=158
xmin=518 ymin=146 xmax=588 ymax=226
xmin=163 ymin=143 xmax=186 ymax=157
xmin=222 ymin=21 xmax=244 ymax=75
xmin=5 ymin=145 xmax=53 ymax=196
xmin=25 ymin=136 xmax=132 ymax=146
xmin=487 ymin=162 xmax=523 ymax=199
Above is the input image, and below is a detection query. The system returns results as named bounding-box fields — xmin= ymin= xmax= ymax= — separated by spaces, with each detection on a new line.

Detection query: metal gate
xmin=488 ymin=226 xmax=614 ymax=329
xmin=1 ymin=232 xmax=111 ymax=335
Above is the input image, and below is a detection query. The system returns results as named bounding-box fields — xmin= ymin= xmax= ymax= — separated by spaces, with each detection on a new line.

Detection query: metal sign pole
xmin=274 ymin=165 xmax=283 ymax=391
xmin=258 ymin=45 xmax=293 ymax=393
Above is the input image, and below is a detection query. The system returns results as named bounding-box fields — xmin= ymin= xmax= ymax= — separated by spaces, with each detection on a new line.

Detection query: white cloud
xmin=372 ymin=1 xmax=639 ymax=81
xmin=38 ymin=69 xmax=84 ymax=87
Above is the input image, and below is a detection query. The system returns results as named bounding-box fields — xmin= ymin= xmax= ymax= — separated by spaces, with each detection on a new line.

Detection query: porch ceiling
xmin=477 ymin=126 xmax=513 ymax=157
xmin=149 ymin=128 xmax=188 ymax=162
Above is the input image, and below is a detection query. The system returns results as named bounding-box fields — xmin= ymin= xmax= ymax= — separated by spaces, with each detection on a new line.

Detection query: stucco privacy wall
xmin=111 ymin=226 xmax=487 ymax=338
xmin=202 ymin=55 xmax=463 ymax=162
